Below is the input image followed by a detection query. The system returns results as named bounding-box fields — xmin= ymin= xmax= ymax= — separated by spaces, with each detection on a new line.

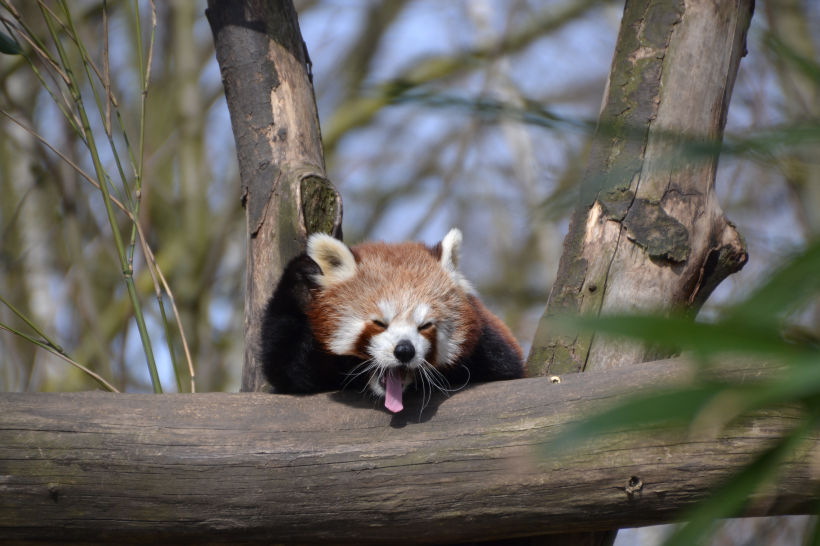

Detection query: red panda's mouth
xmin=381 ymin=366 xmax=407 ymax=413
xmin=379 ymin=366 xmax=408 ymax=388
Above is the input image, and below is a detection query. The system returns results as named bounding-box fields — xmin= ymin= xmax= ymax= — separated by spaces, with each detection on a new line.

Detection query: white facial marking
xmin=365 ymin=318 xmax=434 ymax=396
xmin=413 ymin=304 xmax=430 ymax=325
xmin=328 ymin=318 xmax=365 ymax=355
xmin=435 ymin=319 xmax=459 ymax=365
xmin=369 ymin=375 xmax=386 ymax=397
xmin=377 ymin=300 xmax=397 ymax=324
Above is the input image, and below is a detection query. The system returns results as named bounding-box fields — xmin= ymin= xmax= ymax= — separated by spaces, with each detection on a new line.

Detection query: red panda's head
xmin=306 ymin=229 xmax=480 ymax=408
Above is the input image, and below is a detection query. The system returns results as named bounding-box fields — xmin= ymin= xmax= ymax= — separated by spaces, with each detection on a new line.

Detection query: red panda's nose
xmin=394 ymin=340 xmax=415 ymax=363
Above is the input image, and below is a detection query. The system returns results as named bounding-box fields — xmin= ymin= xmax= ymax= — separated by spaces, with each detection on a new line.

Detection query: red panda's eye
xmin=418 ymin=322 xmax=433 ymax=331
xmin=373 ymin=320 xmax=387 ymax=329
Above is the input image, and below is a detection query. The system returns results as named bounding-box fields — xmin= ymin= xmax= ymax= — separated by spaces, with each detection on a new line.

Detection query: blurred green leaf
xmin=395 ymin=90 xmax=592 ymax=132
xmin=807 ymin=507 xmax=820 ymax=546
xmin=664 ymin=412 xmax=819 ymax=546
xmin=563 ymin=239 xmax=820 ymax=358
xmin=0 ymin=31 xmax=22 ymax=55
xmin=552 ymin=238 xmax=820 ymax=543
xmin=763 ymin=32 xmax=820 ymax=87
xmin=567 ymin=315 xmax=796 ymax=358
xmin=726 ymin=238 xmax=820 ymax=327
xmin=555 ymin=384 xmax=724 ymax=450
xmin=536 ymin=183 xmax=581 ymax=223
xmin=396 ymin=88 xmax=820 ymax=167
xmin=558 ymin=359 xmax=820 ymax=447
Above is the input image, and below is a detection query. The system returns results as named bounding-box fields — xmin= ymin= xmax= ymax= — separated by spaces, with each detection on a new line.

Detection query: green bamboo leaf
xmin=567 ymin=315 xmax=795 ymax=358
xmin=0 ymin=31 xmax=22 ymax=55
xmin=556 ymin=360 xmax=820 ymax=454
xmin=807 ymin=501 xmax=820 ymax=546
xmin=763 ymin=32 xmax=820 ymax=86
xmin=725 ymin=238 xmax=820 ymax=326
xmin=679 ymin=361 xmax=820 ymax=437
xmin=554 ymin=384 xmax=725 ymax=451
xmin=663 ymin=413 xmax=819 ymax=546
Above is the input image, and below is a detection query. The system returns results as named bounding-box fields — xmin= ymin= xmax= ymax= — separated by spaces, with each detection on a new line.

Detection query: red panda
xmin=259 ymin=229 xmax=525 ymax=412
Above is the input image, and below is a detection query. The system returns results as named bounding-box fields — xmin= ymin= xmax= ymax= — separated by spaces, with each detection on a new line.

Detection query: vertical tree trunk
xmin=528 ymin=0 xmax=752 ymax=376
xmin=206 ymin=0 xmax=342 ymax=393
xmin=526 ymin=0 xmax=753 ymax=544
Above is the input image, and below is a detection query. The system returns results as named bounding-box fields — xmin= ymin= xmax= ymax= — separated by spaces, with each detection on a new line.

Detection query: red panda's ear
xmin=439 ymin=228 xmax=475 ymax=293
xmin=307 ymin=234 xmax=357 ymax=287
xmin=440 ymin=228 xmax=462 ymax=274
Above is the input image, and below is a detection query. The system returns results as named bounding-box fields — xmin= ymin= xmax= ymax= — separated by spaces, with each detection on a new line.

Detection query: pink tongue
xmin=384 ymin=369 xmax=404 ymax=413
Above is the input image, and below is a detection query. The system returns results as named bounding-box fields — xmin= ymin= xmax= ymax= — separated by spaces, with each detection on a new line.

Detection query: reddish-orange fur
xmin=259 ymin=229 xmax=526 ymax=398
xmin=308 ymin=240 xmax=483 ymax=370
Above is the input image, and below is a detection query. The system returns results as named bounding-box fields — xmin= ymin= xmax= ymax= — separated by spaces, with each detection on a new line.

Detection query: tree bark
xmin=526 ymin=1 xmax=754 ymax=544
xmin=206 ymin=0 xmax=342 ymax=394
xmin=528 ymin=0 xmax=752 ymax=376
xmin=1 ymin=357 xmax=814 ymax=545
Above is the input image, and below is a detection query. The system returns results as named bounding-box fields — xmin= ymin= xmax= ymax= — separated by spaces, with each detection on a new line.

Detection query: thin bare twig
xmin=132 ymin=221 xmax=183 ymax=392
xmin=134 ymin=222 xmax=196 ymax=393
xmin=145 ymin=0 xmax=156 ymax=91
xmin=0 ymin=15 xmax=84 ymax=135
xmin=0 ymin=323 xmax=119 ymax=393
xmin=0 ymin=107 xmax=194 ymax=392
xmin=0 ymin=16 xmax=69 ymax=85
xmin=0 ymin=108 xmax=128 ymax=213
xmin=36 ymin=0 xmax=68 ymax=34
xmin=150 ymin=258 xmax=195 ymax=394
xmin=38 ymin=0 xmax=120 ymax=109
xmin=103 ymin=0 xmax=111 ymax=137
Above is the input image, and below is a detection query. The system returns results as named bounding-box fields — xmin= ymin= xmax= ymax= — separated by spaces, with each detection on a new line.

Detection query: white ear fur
xmin=440 ymin=228 xmax=475 ymax=294
xmin=307 ymin=233 xmax=357 ymax=287
xmin=440 ymin=228 xmax=462 ymax=274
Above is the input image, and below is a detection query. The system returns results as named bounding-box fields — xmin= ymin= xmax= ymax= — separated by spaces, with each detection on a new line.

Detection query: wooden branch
xmin=2 ymin=357 xmax=816 ymax=545
xmin=206 ymin=0 xmax=341 ymax=394
xmin=528 ymin=0 xmax=754 ymax=376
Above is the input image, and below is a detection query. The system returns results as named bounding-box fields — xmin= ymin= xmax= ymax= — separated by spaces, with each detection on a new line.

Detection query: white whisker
xmin=425 ymin=361 xmax=453 ymax=391
xmin=418 ymin=366 xmax=433 ymax=409
xmin=357 ymin=364 xmax=388 ymax=394
xmin=342 ymin=358 xmax=375 ymax=377
xmin=416 ymin=368 xmax=428 ymax=421
xmin=423 ymin=359 xmax=469 ymax=393
xmin=420 ymin=360 xmax=449 ymax=394
xmin=342 ymin=359 xmax=379 ymax=390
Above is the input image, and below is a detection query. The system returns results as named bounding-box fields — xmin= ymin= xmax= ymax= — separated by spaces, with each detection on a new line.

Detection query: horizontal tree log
xmin=1 ymin=357 xmax=815 ymax=545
